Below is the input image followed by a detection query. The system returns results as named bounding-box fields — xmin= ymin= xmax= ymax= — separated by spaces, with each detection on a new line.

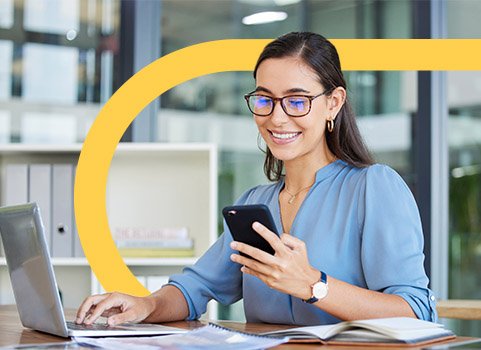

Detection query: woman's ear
xmin=329 ymin=87 xmax=346 ymax=120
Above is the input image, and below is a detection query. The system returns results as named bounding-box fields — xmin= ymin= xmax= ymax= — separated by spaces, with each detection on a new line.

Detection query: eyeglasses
xmin=244 ymin=90 xmax=330 ymax=117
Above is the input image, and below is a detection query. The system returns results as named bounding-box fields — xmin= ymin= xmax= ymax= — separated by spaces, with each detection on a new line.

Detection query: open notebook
xmin=259 ymin=317 xmax=455 ymax=346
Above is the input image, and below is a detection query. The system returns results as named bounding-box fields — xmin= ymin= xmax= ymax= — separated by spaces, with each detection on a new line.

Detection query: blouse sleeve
xmin=360 ymin=164 xmax=437 ymax=322
xmin=167 ymin=187 xmax=257 ymax=320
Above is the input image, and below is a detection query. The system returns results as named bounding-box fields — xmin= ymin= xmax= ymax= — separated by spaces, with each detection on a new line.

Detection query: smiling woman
xmin=75 ymin=32 xmax=437 ymax=327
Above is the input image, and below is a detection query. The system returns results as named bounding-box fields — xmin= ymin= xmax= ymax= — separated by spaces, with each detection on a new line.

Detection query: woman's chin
xmin=268 ymin=149 xmax=299 ymax=163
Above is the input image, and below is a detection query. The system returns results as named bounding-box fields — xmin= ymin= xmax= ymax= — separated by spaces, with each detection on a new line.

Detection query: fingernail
xmin=230 ymin=242 xmax=237 ymax=249
xmin=230 ymin=254 xmax=236 ymax=261
xmin=253 ymin=222 xmax=260 ymax=229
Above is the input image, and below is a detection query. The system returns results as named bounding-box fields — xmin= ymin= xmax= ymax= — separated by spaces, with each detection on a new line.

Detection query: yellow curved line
xmin=75 ymin=38 xmax=481 ymax=296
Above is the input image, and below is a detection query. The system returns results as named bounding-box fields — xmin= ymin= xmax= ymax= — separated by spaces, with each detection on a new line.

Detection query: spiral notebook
xmin=74 ymin=323 xmax=288 ymax=350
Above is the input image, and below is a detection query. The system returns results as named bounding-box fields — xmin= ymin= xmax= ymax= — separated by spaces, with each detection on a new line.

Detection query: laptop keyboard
xmin=66 ymin=321 xmax=115 ymax=330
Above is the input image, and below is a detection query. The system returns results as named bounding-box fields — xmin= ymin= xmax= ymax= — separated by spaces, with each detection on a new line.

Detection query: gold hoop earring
xmin=327 ymin=119 xmax=334 ymax=133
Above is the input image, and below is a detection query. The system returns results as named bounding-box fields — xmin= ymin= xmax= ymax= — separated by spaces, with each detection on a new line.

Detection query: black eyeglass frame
xmin=243 ymin=89 xmax=332 ymax=117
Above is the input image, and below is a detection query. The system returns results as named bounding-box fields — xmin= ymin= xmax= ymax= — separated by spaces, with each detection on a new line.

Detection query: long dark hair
xmin=253 ymin=32 xmax=374 ymax=181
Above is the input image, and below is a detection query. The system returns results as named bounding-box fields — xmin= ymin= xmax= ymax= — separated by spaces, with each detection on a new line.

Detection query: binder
xmin=28 ymin=164 xmax=52 ymax=253
xmin=3 ymin=164 xmax=28 ymax=206
xmin=2 ymin=164 xmax=28 ymax=256
xmin=72 ymin=165 xmax=84 ymax=257
xmin=52 ymin=164 xmax=74 ymax=257
xmin=72 ymin=208 xmax=84 ymax=257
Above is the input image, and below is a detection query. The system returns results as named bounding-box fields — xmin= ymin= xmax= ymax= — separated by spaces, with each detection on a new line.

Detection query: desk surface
xmin=0 ymin=305 xmax=475 ymax=349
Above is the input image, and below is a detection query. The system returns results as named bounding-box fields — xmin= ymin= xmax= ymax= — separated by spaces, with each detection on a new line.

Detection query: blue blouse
xmin=169 ymin=160 xmax=437 ymax=325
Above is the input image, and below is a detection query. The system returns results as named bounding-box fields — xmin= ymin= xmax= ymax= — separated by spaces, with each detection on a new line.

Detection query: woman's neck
xmin=283 ymin=153 xmax=336 ymax=191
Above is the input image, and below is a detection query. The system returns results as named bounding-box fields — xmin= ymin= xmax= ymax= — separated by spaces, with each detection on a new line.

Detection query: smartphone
xmin=222 ymin=204 xmax=278 ymax=256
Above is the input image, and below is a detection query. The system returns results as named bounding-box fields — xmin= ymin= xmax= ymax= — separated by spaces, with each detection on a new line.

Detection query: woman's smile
xmin=268 ymin=130 xmax=302 ymax=144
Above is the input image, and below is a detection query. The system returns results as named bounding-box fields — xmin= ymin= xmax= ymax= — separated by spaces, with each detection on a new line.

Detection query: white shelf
xmin=0 ymin=143 xmax=218 ymax=319
xmin=0 ymin=144 xmax=83 ymax=153
xmin=0 ymin=257 xmax=199 ymax=267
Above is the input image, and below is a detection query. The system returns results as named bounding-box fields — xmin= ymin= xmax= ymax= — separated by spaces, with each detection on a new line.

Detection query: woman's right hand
xmin=75 ymin=292 xmax=156 ymax=326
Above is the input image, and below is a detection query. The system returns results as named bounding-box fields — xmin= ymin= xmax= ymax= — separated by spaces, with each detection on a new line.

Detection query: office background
xmin=0 ymin=0 xmax=480 ymax=336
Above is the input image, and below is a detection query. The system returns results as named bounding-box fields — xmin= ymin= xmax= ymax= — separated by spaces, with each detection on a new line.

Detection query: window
xmin=0 ymin=0 xmax=121 ymax=143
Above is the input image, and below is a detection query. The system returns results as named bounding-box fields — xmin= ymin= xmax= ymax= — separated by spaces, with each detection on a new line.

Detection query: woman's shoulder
xmin=349 ymin=162 xmax=412 ymax=196
xmin=337 ymin=161 xmax=409 ymax=193
xmin=365 ymin=163 xmax=407 ymax=185
xmin=341 ymin=161 xmax=403 ymax=182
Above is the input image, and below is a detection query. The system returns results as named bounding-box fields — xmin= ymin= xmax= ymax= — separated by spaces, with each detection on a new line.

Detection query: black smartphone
xmin=222 ymin=204 xmax=278 ymax=256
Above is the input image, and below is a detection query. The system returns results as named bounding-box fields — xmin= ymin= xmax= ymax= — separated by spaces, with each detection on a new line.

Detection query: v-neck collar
xmin=274 ymin=159 xmax=346 ymax=234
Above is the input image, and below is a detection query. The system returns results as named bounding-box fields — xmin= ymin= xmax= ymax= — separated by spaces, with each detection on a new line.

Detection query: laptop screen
xmin=0 ymin=203 xmax=69 ymax=337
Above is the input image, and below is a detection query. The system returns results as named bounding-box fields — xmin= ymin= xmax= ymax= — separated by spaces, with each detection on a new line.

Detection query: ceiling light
xmin=66 ymin=29 xmax=77 ymax=41
xmin=242 ymin=11 xmax=288 ymax=25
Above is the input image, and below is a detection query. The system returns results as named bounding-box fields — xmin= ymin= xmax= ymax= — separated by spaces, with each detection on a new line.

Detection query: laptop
xmin=0 ymin=202 xmax=186 ymax=338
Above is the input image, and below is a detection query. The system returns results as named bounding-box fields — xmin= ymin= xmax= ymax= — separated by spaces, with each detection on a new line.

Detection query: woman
xmin=76 ymin=32 xmax=437 ymax=326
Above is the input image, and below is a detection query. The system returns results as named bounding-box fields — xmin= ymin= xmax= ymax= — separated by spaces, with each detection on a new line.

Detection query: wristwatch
xmin=303 ymin=270 xmax=328 ymax=304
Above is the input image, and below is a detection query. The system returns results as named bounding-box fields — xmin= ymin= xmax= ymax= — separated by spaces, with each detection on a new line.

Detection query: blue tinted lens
xmin=285 ymin=97 xmax=308 ymax=114
xmin=251 ymin=96 xmax=272 ymax=114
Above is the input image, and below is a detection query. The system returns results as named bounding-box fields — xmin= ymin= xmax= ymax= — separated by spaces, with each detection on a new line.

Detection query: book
xmin=115 ymin=238 xmax=193 ymax=249
xmin=117 ymin=248 xmax=195 ymax=258
xmin=113 ymin=227 xmax=189 ymax=240
xmin=260 ymin=317 xmax=456 ymax=346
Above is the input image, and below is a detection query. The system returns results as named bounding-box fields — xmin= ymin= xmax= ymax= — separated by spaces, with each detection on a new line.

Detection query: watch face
xmin=312 ymin=282 xmax=328 ymax=299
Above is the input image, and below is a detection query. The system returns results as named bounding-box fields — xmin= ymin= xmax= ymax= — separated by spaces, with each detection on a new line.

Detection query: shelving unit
xmin=0 ymin=143 xmax=218 ymax=318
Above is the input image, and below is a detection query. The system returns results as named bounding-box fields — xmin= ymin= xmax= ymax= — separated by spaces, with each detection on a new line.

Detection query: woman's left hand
xmin=230 ymin=222 xmax=320 ymax=300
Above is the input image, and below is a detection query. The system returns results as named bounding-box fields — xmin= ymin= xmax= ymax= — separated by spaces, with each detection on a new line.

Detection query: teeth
xmin=272 ymin=132 xmax=299 ymax=139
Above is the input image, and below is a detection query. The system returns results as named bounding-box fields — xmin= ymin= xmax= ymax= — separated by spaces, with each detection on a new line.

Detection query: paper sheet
xmin=75 ymin=324 xmax=288 ymax=350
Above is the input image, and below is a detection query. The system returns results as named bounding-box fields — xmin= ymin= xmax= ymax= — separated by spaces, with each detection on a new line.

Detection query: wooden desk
xmin=0 ymin=305 xmax=476 ymax=349
xmin=437 ymin=299 xmax=481 ymax=320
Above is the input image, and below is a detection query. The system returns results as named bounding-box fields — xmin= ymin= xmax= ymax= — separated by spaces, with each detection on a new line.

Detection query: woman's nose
xmin=270 ymin=102 xmax=290 ymax=125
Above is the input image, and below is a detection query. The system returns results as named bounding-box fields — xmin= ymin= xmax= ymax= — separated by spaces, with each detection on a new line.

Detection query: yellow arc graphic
xmin=75 ymin=39 xmax=481 ymax=296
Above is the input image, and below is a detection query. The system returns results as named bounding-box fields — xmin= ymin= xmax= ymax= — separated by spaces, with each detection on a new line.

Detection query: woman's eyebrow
xmin=285 ymin=87 xmax=311 ymax=94
xmin=254 ymin=86 xmax=311 ymax=94
xmin=254 ymin=86 xmax=271 ymax=93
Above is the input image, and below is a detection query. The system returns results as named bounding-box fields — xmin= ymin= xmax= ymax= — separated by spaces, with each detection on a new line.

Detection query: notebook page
xmin=262 ymin=323 xmax=350 ymax=340
xmin=349 ymin=317 xmax=444 ymax=339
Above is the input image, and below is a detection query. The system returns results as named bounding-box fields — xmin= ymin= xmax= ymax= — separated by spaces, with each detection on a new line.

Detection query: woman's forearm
xmin=314 ymin=276 xmax=416 ymax=321
xmin=143 ymin=285 xmax=190 ymax=323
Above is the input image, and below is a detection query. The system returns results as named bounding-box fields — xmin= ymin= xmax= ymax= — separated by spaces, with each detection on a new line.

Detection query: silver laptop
xmin=0 ymin=203 xmax=185 ymax=338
